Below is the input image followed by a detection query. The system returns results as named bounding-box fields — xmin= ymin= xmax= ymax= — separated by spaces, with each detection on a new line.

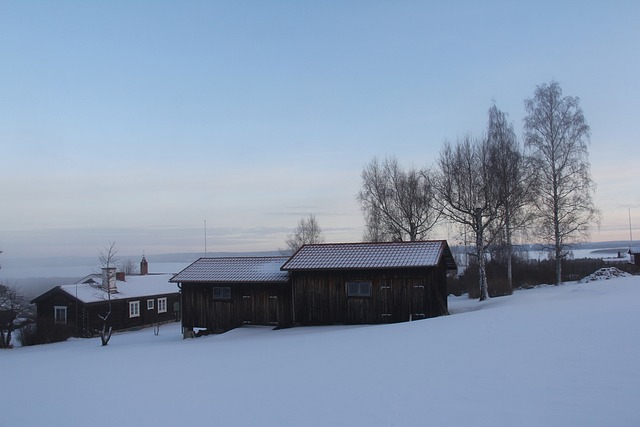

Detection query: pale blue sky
xmin=1 ymin=1 xmax=639 ymax=258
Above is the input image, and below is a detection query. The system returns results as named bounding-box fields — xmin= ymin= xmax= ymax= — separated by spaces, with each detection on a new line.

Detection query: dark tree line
xmin=358 ymin=81 xmax=599 ymax=299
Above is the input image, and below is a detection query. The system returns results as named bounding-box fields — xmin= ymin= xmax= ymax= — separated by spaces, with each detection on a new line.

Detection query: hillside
xmin=4 ymin=275 xmax=640 ymax=427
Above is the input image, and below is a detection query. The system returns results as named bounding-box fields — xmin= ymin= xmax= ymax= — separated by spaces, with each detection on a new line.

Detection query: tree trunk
xmin=478 ymin=244 xmax=489 ymax=301
xmin=476 ymin=213 xmax=489 ymax=301
xmin=555 ymin=243 xmax=563 ymax=286
xmin=100 ymin=325 xmax=112 ymax=346
xmin=505 ymin=210 xmax=513 ymax=293
xmin=554 ymin=202 xmax=562 ymax=286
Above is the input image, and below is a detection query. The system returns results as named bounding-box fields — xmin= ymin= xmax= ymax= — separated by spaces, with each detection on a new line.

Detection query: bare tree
xmin=357 ymin=156 xmax=441 ymax=242
xmin=435 ymin=135 xmax=502 ymax=301
xmin=120 ymin=259 xmax=138 ymax=275
xmin=97 ymin=241 xmax=118 ymax=346
xmin=524 ymin=81 xmax=599 ymax=285
xmin=284 ymin=214 xmax=325 ymax=254
xmin=99 ymin=241 xmax=119 ymax=269
xmin=0 ymin=283 xmax=30 ymax=349
xmin=486 ymin=104 xmax=537 ymax=292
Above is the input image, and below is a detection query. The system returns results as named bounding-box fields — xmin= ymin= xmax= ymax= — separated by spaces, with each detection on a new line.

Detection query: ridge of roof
xmin=170 ymin=256 xmax=291 ymax=284
xmin=281 ymin=240 xmax=456 ymax=271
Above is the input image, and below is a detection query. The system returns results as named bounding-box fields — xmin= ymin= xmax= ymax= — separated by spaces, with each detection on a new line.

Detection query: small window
xmin=157 ymin=297 xmax=167 ymax=313
xmin=147 ymin=299 xmax=154 ymax=310
xmin=213 ymin=287 xmax=231 ymax=300
xmin=129 ymin=301 xmax=140 ymax=318
xmin=54 ymin=306 xmax=67 ymax=324
xmin=347 ymin=281 xmax=372 ymax=297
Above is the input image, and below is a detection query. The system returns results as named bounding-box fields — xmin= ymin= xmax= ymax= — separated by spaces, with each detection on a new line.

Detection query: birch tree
xmin=524 ymin=82 xmax=599 ymax=285
xmin=435 ymin=135 xmax=502 ymax=301
xmin=486 ymin=104 xmax=536 ymax=291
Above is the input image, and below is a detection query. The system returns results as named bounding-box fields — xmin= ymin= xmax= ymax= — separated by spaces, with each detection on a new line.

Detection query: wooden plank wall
xmin=292 ymin=267 xmax=448 ymax=325
xmin=181 ymin=282 xmax=293 ymax=333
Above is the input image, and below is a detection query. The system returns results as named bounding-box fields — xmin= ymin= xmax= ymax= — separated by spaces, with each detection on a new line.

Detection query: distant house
xmin=630 ymin=247 xmax=640 ymax=265
xmin=172 ymin=241 xmax=457 ymax=335
xmin=31 ymin=257 xmax=180 ymax=339
xmin=171 ymin=257 xmax=292 ymax=334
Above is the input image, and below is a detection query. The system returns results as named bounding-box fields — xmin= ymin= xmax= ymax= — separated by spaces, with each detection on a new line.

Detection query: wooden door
xmin=242 ymin=294 xmax=253 ymax=324
xmin=411 ymin=280 xmax=426 ymax=320
xmin=269 ymin=296 xmax=279 ymax=326
xmin=381 ymin=280 xmax=393 ymax=323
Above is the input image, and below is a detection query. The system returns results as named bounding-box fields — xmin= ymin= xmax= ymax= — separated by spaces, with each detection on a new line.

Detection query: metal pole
xmin=629 ymin=208 xmax=633 ymax=251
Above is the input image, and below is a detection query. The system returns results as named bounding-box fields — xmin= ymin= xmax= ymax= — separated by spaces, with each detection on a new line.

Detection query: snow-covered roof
xmin=56 ymin=274 xmax=178 ymax=304
xmin=170 ymin=257 xmax=290 ymax=283
xmin=281 ymin=241 xmax=457 ymax=271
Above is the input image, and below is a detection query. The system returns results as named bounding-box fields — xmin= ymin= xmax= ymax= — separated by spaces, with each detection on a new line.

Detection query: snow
xmin=57 ymin=273 xmax=178 ymax=303
xmin=579 ymin=267 xmax=631 ymax=283
xmin=5 ymin=276 xmax=640 ymax=426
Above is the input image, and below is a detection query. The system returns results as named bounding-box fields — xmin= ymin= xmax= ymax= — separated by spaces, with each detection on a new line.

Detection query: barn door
xmin=411 ymin=280 xmax=426 ymax=319
xmin=242 ymin=294 xmax=253 ymax=324
xmin=381 ymin=280 xmax=393 ymax=322
xmin=269 ymin=296 xmax=279 ymax=326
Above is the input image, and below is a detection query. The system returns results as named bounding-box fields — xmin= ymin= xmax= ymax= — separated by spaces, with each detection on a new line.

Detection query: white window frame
xmin=157 ymin=297 xmax=167 ymax=313
xmin=129 ymin=301 xmax=140 ymax=318
xmin=147 ymin=299 xmax=154 ymax=310
xmin=54 ymin=306 xmax=67 ymax=324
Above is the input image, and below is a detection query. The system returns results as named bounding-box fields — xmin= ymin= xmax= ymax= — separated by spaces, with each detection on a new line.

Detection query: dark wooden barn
xmin=281 ymin=241 xmax=457 ymax=326
xmin=171 ymin=257 xmax=293 ymax=335
xmin=31 ymin=267 xmax=180 ymax=339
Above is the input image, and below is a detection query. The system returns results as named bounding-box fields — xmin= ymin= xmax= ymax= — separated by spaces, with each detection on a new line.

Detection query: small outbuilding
xmin=171 ymin=256 xmax=292 ymax=334
xmin=281 ymin=241 xmax=457 ymax=326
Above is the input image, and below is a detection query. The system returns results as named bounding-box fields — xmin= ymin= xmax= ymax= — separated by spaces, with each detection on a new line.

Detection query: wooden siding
xmin=292 ymin=265 xmax=448 ymax=326
xmin=181 ymin=282 xmax=293 ymax=333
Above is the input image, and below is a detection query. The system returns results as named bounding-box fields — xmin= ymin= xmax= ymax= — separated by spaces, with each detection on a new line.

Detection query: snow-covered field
xmin=4 ymin=276 xmax=640 ymax=427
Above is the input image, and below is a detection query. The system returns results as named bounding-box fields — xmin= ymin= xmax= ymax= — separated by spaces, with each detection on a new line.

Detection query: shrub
xmin=449 ymin=257 xmax=621 ymax=299
xmin=18 ymin=322 xmax=71 ymax=346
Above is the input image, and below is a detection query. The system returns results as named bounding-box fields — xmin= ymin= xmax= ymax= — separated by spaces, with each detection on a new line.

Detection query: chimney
xmin=140 ymin=255 xmax=148 ymax=275
xmin=102 ymin=267 xmax=117 ymax=294
xmin=116 ymin=271 xmax=126 ymax=281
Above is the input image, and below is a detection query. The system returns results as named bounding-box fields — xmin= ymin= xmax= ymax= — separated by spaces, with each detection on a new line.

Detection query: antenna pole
xmin=630 ymin=209 xmax=633 ymax=250
xmin=204 ymin=220 xmax=207 ymax=256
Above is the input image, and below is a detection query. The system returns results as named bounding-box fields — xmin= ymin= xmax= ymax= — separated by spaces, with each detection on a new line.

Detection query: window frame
xmin=54 ymin=306 xmax=67 ymax=324
xmin=157 ymin=297 xmax=167 ymax=313
xmin=346 ymin=281 xmax=372 ymax=298
xmin=213 ymin=286 xmax=231 ymax=300
xmin=129 ymin=300 xmax=140 ymax=318
xmin=147 ymin=299 xmax=155 ymax=310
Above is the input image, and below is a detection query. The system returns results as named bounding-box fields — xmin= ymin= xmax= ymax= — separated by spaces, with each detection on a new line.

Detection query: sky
xmin=1 ymin=1 xmax=639 ymax=259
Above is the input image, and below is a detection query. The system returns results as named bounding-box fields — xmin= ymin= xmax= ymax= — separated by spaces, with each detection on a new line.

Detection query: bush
xmin=17 ymin=322 xmax=71 ymax=346
xmin=450 ymin=257 xmax=624 ymax=299
xmin=16 ymin=324 xmax=39 ymax=346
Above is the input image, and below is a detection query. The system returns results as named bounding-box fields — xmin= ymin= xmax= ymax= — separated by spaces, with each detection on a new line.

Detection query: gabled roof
xmin=281 ymin=241 xmax=457 ymax=271
xmin=170 ymin=256 xmax=290 ymax=284
xmin=31 ymin=274 xmax=178 ymax=304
